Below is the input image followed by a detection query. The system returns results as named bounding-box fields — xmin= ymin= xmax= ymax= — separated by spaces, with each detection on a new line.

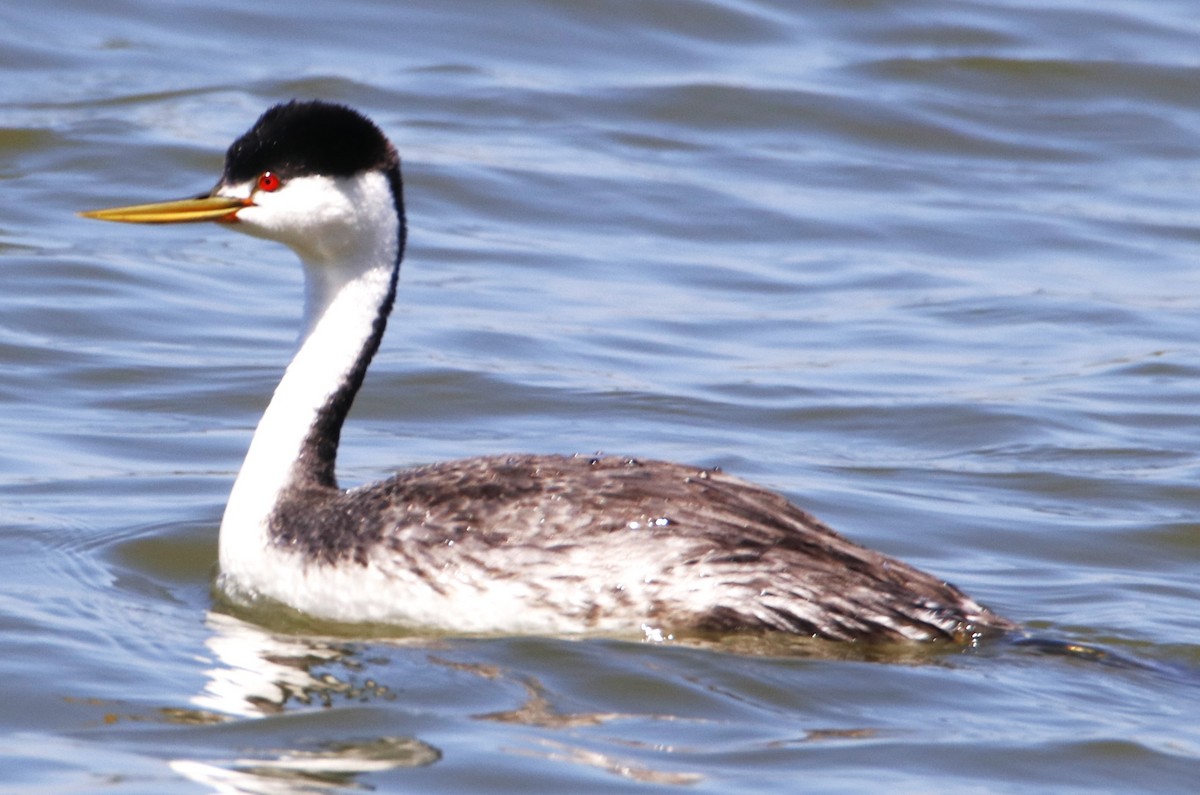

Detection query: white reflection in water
xmin=190 ymin=612 xmax=354 ymax=718
xmin=173 ymin=612 xmax=438 ymax=794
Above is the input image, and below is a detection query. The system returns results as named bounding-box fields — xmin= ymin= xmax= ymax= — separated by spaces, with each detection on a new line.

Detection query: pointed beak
xmin=80 ymin=194 xmax=250 ymax=224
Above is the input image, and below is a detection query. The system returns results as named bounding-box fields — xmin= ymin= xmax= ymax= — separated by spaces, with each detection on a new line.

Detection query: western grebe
xmin=83 ymin=100 xmax=1014 ymax=642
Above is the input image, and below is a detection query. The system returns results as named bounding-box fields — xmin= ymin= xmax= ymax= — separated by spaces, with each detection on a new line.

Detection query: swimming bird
xmin=83 ymin=100 xmax=1014 ymax=642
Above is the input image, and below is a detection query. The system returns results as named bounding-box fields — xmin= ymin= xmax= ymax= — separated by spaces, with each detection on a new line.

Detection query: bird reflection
xmin=171 ymin=611 xmax=438 ymax=793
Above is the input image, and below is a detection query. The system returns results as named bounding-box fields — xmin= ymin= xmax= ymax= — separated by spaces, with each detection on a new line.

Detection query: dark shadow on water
xmin=1007 ymin=634 xmax=1200 ymax=686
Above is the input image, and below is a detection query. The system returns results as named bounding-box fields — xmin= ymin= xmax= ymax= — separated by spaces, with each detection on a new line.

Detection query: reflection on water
xmin=173 ymin=612 xmax=438 ymax=793
xmin=189 ymin=613 xmax=383 ymax=719
xmin=170 ymin=737 xmax=440 ymax=795
xmin=507 ymin=739 xmax=705 ymax=787
xmin=178 ymin=612 xmax=737 ymax=791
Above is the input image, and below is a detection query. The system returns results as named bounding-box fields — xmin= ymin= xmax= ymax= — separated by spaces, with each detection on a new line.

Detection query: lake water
xmin=2 ymin=0 xmax=1199 ymax=791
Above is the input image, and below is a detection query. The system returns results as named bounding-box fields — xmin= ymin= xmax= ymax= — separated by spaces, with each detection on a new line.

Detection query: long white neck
xmin=218 ymin=169 xmax=402 ymax=576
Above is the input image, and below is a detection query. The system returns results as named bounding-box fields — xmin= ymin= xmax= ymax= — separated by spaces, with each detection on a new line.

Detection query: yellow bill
xmin=80 ymin=195 xmax=249 ymax=224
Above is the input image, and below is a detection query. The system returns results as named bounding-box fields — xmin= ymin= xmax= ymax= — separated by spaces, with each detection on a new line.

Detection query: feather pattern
xmin=263 ymin=453 xmax=1012 ymax=640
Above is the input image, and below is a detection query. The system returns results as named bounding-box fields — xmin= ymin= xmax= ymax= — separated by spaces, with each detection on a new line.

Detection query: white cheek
xmin=233 ymin=176 xmax=357 ymax=260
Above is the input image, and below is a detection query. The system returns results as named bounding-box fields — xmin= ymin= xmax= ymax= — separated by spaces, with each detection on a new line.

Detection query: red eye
xmin=257 ymin=171 xmax=281 ymax=192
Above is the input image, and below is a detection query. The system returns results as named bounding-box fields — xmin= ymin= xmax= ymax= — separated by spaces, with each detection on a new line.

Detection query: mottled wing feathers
xmin=271 ymin=454 xmax=1011 ymax=640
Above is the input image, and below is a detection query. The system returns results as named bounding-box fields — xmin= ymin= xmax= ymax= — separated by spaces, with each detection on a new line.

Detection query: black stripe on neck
xmin=290 ymin=158 xmax=406 ymax=491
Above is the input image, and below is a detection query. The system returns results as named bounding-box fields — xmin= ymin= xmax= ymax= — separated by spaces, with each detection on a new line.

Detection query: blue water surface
xmin=1 ymin=0 xmax=1199 ymax=791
